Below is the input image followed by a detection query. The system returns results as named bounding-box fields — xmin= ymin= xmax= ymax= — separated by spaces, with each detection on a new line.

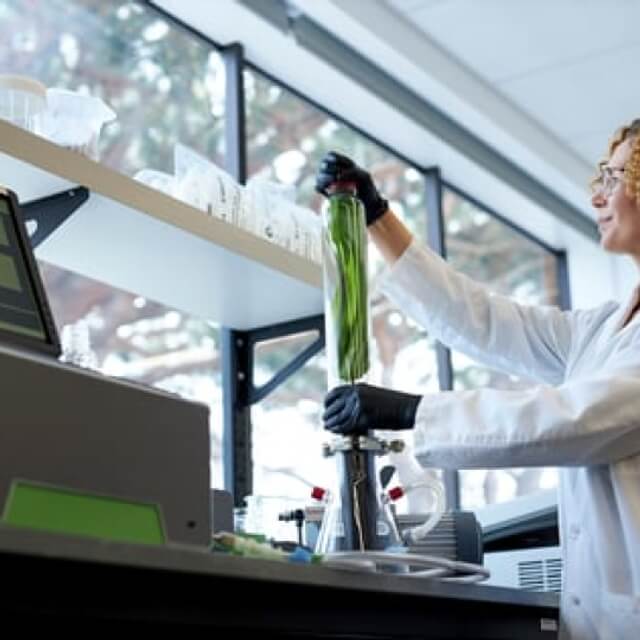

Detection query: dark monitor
xmin=0 ymin=186 xmax=60 ymax=358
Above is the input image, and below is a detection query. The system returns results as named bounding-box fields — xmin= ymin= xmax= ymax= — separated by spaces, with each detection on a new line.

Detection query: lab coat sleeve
xmin=413 ymin=352 xmax=640 ymax=468
xmin=378 ymin=239 xmax=576 ymax=384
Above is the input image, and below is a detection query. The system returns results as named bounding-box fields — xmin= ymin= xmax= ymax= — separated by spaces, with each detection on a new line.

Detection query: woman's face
xmin=592 ymin=137 xmax=640 ymax=257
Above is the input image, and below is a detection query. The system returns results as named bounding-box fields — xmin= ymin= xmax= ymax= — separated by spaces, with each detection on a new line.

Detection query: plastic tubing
xmin=401 ymin=479 xmax=446 ymax=544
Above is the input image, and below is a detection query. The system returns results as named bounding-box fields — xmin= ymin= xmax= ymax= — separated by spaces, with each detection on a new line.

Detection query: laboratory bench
xmin=0 ymin=525 xmax=559 ymax=638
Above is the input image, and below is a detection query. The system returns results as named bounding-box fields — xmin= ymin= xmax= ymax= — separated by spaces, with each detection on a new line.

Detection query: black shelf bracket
xmin=245 ymin=314 xmax=325 ymax=405
xmin=20 ymin=187 xmax=89 ymax=248
xmin=222 ymin=314 xmax=325 ymax=506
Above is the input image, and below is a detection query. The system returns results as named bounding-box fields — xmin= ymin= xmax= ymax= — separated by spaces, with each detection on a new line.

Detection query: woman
xmin=315 ymin=119 xmax=640 ymax=639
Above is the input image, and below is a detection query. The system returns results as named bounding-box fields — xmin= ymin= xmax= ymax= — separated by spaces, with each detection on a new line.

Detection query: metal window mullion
xmin=221 ymin=43 xmax=249 ymax=506
xmin=424 ymin=168 xmax=460 ymax=510
xmin=221 ymin=329 xmax=252 ymax=506
xmin=557 ymin=250 xmax=572 ymax=311
xmin=222 ymin=43 xmax=248 ymax=184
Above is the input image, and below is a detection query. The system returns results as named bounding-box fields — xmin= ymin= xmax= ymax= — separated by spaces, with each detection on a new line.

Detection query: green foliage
xmin=325 ymin=191 xmax=369 ymax=382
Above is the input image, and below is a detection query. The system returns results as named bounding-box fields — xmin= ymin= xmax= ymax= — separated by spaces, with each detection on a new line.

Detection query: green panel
xmin=0 ymin=219 xmax=8 ymax=246
xmin=0 ymin=254 xmax=20 ymax=291
xmin=2 ymin=480 xmax=166 ymax=545
xmin=0 ymin=318 xmax=45 ymax=339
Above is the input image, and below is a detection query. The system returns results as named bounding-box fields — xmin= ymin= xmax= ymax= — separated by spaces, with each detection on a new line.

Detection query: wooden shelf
xmin=0 ymin=121 xmax=323 ymax=330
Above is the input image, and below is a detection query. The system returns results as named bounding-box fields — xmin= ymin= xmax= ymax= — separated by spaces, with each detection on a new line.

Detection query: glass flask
xmin=314 ymin=436 xmax=403 ymax=554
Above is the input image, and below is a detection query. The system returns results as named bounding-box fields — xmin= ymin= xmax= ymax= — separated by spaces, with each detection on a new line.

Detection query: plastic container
xmin=38 ymin=88 xmax=116 ymax=160
xmin=0 ymin=75 xmax=46 ymax=133
xmin=59 ymin=319 xmax=99 ymax=370
xmin=246 ymin=177 xmax=321 ymax=262
xmin=133 ymin=169 xmax=177 ymax=198
xmin=246 ymin=178 xmax=292 ymax=250
xmin=174 ymin=143 xmax=252 ymax=229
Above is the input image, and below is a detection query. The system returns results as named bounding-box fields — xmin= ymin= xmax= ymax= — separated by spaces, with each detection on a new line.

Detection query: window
xmin=443 ymin=186 xmax=563 ymax=509
xmin=245 ymin=68 xmax=439 ymax=502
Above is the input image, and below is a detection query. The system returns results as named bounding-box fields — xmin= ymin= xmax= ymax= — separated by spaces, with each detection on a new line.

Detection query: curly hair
xmin=592 ymin=119 xmax=640 ymax=206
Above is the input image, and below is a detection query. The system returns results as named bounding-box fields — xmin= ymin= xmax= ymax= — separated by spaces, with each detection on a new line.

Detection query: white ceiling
xmin=386 ymin=0 xmax=640 ymax=166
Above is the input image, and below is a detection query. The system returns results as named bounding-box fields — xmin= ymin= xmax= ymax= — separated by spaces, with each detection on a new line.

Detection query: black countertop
xmin=0 ymin=525 xmax=559 ymax=637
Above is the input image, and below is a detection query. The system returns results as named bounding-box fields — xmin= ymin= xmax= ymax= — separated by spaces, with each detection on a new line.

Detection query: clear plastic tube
xmin=322 ymin=182 xmax=370 ymax=387
xmin=321 ymin=550 xmax=490 ymax=582
xmin=400 ymin=479 xmax=446 ymax=543
xmin=384 ymin=450 xmax=447 ymax=544
xmin=0 ymin=74 xmax=46 ymax=133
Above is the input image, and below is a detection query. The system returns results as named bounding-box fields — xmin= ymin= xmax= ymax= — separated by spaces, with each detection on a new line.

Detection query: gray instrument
xmin=0 ymin=185 xmax=211 ymax=546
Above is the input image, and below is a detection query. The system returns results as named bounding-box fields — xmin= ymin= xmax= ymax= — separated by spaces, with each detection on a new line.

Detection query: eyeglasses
xmin=593 ymin=167 xmax=625 ymax=197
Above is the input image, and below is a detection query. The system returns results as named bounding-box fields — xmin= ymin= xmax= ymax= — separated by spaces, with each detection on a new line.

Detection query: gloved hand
xmin=315 ymin=151 xmax=389 ymax=226
xmin=323 ymin=383 xmax=421 ymax=435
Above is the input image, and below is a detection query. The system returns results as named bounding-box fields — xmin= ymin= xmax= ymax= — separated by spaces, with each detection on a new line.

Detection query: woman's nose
xmin=591 ymin=190 xmax=607 ymax=208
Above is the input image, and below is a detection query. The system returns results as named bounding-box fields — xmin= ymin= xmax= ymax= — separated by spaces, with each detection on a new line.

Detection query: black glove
xmin=323 ymin=383 xmax=421 ymax=436
xmin=315 ymin=151 xmax=388 ymax=226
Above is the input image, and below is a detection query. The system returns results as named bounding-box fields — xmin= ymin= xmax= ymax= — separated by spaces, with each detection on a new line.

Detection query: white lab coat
xmin=378 ymin=239 xmax=640 ymax=639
